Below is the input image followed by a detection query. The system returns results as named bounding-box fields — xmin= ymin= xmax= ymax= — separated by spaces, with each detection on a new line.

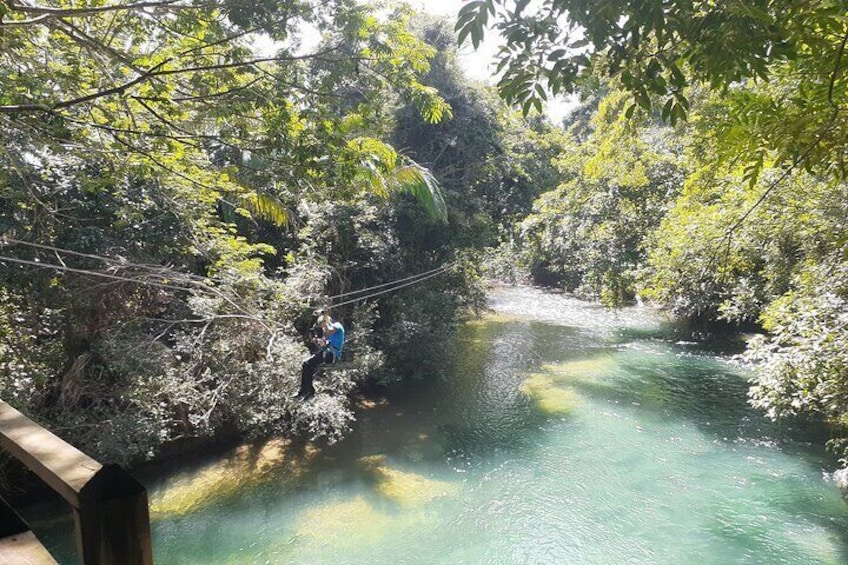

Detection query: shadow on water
xmin=700 ymin=471 xmax=848 ymax=563
xmin=613 ymin=320 xmax=752 ymax=356
xmin=572 ymin=336 xmax=834 ymax=457
xmin=427 ymin=319 xmax=586 ymax=463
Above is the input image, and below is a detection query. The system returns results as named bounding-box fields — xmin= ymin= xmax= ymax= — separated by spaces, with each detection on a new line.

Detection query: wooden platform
xmin=0 ymin=531 xmax=57 ymax=565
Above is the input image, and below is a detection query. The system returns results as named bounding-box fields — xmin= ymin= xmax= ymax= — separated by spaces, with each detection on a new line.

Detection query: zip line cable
xmin=2 ymin=236 xmax=452 ymax=304
xmin=1 ymin=251 xmax=452 ymax=340
xmin=322 ymin=263 xmax=455 ymax=302
xmin=2 ymin=237 xmax=458 ymax=313
xmin=0 ymin=238 xmax=272 ymax=321
xmin=0 ymin=254 xmax=205 ymax=295
xmin=0 ymin=254 xmax=283 ymax=333
xmin=1 ymin=236 xmax=211 ymax=282
xmin=327 ymin=265 xmax=453 ymax=309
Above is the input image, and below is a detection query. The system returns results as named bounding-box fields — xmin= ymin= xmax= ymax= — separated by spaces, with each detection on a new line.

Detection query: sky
xmin=407 ymin=0 xmax=579 ymax=123
xmin=253 ymin=0 xmax=579 ymax=123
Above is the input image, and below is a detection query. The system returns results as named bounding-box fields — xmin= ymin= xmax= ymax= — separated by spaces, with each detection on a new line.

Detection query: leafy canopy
xmin=456 ymin=0 xmax=848 ymax=182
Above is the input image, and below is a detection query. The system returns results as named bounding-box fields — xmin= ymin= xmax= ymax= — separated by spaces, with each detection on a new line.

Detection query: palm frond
xmin=390 ymin=162 xmax=448 ymax=222
xmin=238 ymin=192 xmax=290 ymax=228
xmin=346 ymin=137 xmax=447 ymax=222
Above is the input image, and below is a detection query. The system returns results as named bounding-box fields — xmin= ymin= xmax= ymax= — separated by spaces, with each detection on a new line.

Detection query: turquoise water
xmin=35 ymin=286 xmax=848 ymax=563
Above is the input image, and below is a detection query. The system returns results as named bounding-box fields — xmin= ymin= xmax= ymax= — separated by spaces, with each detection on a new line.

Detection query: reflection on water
xmin=33 ymin=286 xmax=848 ymax=563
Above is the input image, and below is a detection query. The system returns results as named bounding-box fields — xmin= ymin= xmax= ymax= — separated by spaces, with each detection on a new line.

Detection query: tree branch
xmin=828 ymin=29 xmax=848 ymax=107
xmin=7 ymin=0 xmax=196 ymax=17
xmin=0 ymin=59 xmax=170 ymax=114
xmin=151 ymin=46 xmax=344 ymax=77
xmin=0 ymin=0 xmax=209 ymax=27
xmin=0 ymin=13 xmax=49 ymax=26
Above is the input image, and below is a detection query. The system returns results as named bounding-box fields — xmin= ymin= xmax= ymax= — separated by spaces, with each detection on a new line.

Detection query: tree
xmin=456 ymin=0 xmax=848 ymax=185
xmin=0 ymin=1 xmax=459 ymax=462
xmin=510 ymin=89 xmax=683 ymax=304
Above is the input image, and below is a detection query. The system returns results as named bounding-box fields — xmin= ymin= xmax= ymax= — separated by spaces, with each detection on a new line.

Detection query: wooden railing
xmin=0 ymin=400 xmax=153 ymax=564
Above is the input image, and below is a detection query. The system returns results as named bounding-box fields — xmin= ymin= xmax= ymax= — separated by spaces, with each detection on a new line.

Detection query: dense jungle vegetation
xmin=0 ymin=1 xmax=562 ymax=465
xmin=1 ymin=0 xmax=848 ymax=479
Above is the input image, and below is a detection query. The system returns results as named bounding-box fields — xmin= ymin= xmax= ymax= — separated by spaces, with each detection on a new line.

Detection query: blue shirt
xmin=325 ymin=321 xmax=345 ymax=359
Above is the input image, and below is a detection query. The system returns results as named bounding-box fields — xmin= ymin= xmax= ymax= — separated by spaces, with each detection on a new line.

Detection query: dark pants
xmin=299 ymin=349 xmax=334 ymax=397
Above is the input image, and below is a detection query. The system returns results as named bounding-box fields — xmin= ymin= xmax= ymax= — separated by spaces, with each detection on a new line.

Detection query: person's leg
xmin=298 ymin=353 xmax=322 ymax=398
xmin=308 ymin=350 xmax=335 ymax=390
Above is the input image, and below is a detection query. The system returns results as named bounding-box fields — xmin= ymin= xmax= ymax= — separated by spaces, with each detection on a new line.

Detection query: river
xmin=39 ymin=286 xmax=848 ymax=563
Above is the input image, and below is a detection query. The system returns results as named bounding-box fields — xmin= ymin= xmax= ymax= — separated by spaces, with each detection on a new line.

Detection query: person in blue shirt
xmin=296 ymin=311 xmax=345 ymax=400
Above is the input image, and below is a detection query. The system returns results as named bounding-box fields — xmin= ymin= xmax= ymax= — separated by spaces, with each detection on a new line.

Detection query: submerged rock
xmin=295 ymin=496 xmax=394 ymax=544
xmin=541 ymin=354 xmax=616 ymax=381
xmin=149 ymin=439 xmax=319 ymax=517
xmin=520 ymin=373 xmax=581 ymax=415
xmin=357 ymin=454 xmax=457 ymax=506
xmin=290 ymin=459 xmax=456 ymax=549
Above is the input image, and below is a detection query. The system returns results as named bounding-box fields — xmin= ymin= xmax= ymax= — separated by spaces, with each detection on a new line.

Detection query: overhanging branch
xmin=6 ymin=0 xmax=194 ymax=17
xmin=0 ymin=60 xmax=170 ymax=114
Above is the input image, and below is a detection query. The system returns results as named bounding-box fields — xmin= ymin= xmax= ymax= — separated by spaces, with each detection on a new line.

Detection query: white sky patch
xmin=252 ymin=0 xmax=578 ymax=123
xmin=407 ymin=0 xmax=578 ymax=123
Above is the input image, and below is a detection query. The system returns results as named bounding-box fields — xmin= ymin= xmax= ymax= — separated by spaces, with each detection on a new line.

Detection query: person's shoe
xmin=301 ymin=391 xmax=315 ymax=401
xmin=292 ymin=390 xmax=305 ymax=399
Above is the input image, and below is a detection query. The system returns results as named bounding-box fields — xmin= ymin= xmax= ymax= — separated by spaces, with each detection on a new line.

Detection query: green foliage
xmin=746 ymin=259 xmax=848 ymax=461
xmin=394 ymin=18 xmax=568 ymax=237
xmin=454 ymin=0 xmax=848 ymax=476
xmin=0 ymin=2 xmax=473 ymax=464
xmin=457 ymin=0 xmax=848 ymax=183
xmin=390 ymin=163 xmax=448 ymax=222
xmin=344 ymin=137 xmax=448 ymax=222
xmin=513 ymin=90 xmax=685 ymax=304
xmin=641 ymin=82 xmax=848 ymax=322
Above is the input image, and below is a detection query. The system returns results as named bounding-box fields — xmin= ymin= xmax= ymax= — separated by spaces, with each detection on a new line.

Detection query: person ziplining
xmin=295 ymin=310 xmax=345 ymax=401
xmin=291 ymin=262 xmax=455 ymax=400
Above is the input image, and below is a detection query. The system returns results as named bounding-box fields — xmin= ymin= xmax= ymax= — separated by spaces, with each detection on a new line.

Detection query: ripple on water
xmin=488 ymin=286 xmax=664 ymax=335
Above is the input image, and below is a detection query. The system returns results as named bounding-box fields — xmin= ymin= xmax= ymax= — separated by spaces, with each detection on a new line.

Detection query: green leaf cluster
xmin=457 ymin=0 xmax=848 ymax=182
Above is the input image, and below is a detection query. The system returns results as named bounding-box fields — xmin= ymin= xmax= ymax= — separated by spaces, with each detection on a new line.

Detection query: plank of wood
xmin=0 ymin=401 xmax=101 ymax=508
xmin=0 ymin=531 xmax=58 ymax=565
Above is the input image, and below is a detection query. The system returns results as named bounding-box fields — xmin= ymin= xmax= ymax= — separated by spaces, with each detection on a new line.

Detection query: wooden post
xmin=73 ymin=465 xmax=153 ymax=565
xmin=0 ymin=401 xmax=153 ymax=564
